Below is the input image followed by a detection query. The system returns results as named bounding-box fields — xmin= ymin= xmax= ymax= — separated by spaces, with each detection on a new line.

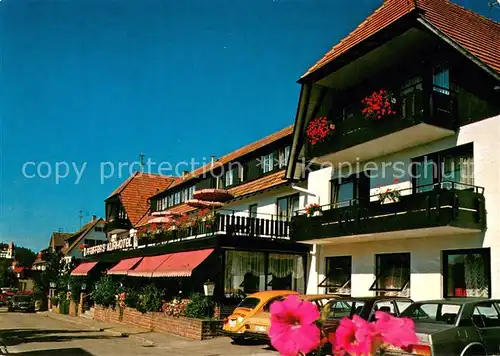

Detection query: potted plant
xmin=377 ymin=188 xmax=401 ymax=204
xmin=306 ymin=116 xmax=335 ymax=145
xmin=305 ymin=203 xmax=322 ymax=217
xmin=361 ymin=89 xmax=397 ymax=120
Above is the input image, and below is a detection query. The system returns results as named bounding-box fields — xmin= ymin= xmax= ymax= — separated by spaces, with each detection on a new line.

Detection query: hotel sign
xmin=84 ymin=238 xmax=133 ymax=256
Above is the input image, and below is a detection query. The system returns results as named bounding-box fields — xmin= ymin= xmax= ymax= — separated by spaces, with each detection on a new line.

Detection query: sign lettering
xmin=83 ymin=237 xmax=133 ymax=257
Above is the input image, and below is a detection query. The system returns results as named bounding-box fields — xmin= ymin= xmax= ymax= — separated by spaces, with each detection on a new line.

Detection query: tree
xmin=33 ymin=251 xmax=64 ymax=295
xmin=15 ymin=246 xmax=37 ymax=267
xmin=0 ymin=259 xmax=15 ymax=287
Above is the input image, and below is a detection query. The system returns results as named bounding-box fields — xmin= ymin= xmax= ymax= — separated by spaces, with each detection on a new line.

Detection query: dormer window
xmin=262 ymin=152 xmax=274 ymax=174
xmin=225 ymin=168 xmax=234 ymax=187
xmin=433 ymin=66 xmax=450 ymax=95
xmin=278 ymin=146 xmax=291 ymax=169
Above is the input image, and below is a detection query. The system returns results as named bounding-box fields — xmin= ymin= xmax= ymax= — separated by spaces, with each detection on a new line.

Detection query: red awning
xmin=107 ymin=257 xmax=143 ymax=275
xmin=127 ymin=254 xmax=171 ymax=277
xmin=71 ymin=262 xmax=98 ymax=276
xmin=152 ymin=249 xmax=214 ymax=277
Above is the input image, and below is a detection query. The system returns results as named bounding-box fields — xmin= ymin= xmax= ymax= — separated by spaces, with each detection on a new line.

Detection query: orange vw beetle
xmin=221 ymin=290 xmax=299 ymax=341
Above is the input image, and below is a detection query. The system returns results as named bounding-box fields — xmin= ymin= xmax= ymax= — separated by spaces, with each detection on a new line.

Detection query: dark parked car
xmin=320 ymin=296 xmax=414 ymax=354
xmin=383 ymin=298 xmax=500 ymax=356
xmin=8 ymin=294 xmax=35 ymax=313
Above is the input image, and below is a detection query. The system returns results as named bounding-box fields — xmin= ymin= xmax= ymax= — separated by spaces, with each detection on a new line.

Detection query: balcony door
xmin=331 ymin=172 xmax=370 ymax=208
xmin=277 ymin=194 xmax=299 ymax=221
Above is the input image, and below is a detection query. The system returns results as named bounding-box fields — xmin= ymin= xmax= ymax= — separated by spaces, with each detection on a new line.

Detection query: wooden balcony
xmin=291 ymin=182 xmax=486 ymax=245
xmin=104 ymin=218 xmax=132 ymax=234
xmin=305 ymin=85 xmax=458 ymax=165
xmin=138 ymin=213 xmax=290 ymax=246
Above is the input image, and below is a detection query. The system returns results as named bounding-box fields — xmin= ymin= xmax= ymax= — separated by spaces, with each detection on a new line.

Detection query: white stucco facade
xmin=302 ymin=114 xmax=500 ymax=301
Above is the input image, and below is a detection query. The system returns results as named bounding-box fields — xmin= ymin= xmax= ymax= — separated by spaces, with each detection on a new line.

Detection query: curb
xmin=40 ymin=312 xmax=155 ymax=346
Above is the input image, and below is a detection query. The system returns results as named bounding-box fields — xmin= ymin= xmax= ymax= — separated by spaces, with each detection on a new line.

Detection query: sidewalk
xmin=41 ymin=312 xmax=277 ymax=355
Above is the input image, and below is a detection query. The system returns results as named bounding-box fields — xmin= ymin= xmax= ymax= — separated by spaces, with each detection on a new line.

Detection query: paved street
xmin=0 ymin=308 xmax=276 ymax=356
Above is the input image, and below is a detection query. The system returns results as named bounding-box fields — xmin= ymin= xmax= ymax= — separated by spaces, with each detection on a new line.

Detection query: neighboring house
xmin=61 ymin=216 xmax=107 ymax=261
xmin=285 ymin=0 xmax=500 ymax=300
xmin=104 ymin=172 xmax=176 ymax=241
xmin=80 ymin=125 xmax=309 ymax=302
xmin=0 ymin=242 xmax=15 ymax=259
xmin=48 ymin=232 xmax=73 ymax=253
xmin=32 ymin=249 xmax=48 ymax=271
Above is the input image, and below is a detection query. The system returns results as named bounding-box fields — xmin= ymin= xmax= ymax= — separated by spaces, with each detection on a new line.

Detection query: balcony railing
xmin=291 ymin=181 xmax=485 ymax=242
xmin=104 ymin=218 xmax=132 ymax=233
xmin=138 ymin=211 xmax=291 ymax=246
xmin=305 ymin=83 xmax=458 ymax=160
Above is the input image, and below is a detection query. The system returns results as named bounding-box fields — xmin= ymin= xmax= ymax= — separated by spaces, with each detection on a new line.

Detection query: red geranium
xmin=306 ymin=116 xmax=335 ymax=145
xmin=361 ymin=89 xmax=396 ymax=120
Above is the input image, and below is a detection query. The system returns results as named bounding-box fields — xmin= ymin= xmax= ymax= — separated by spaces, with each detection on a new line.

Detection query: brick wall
xmin=93 ymin=306 xmax=223 ymax=340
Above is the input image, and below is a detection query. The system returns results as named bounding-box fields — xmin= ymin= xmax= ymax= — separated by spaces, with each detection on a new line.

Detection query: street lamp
xmin=81 ymin=282 xmax=87 ymax=291
xmin=203 ymin=280 xmax=215 ymax=297
xmin=67 ymin=283 xmax=71 ymax=291
xmin=49 ymin=282 xmax=56 ymax=289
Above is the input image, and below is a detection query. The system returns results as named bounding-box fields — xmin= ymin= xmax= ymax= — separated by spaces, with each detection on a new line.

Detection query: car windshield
xmin=13 ymin=295 xmax=32 ymax=302
xmin=401 ymin=303 xmax=461 ymax=324
xmin=237 ymin=297 xmax=260 ymax=309
xmin=325 ymin=300 xmax=366 ymax=319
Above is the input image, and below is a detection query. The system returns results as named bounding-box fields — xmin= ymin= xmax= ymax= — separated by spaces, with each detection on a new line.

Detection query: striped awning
xmin=107 ymin=257 xmax=143 ymax=275
xmin=127 ymin=254 xmax=170 ymax=277
xmin=71 ymin=262 xmax=98 ymax=276
xmin=152 ymin=249 xmax=214 ymax=277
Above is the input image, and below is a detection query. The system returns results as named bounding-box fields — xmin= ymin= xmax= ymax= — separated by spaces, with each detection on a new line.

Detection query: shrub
xmin=124 ymin=289 xmax=139 ymax=309
xmin=184 ymin=293 xmax=214 ymax=319
xmin=92 ymin=275 xmax=118 ymax=308
xmin=162 ymin=298 xmax=190 ymax=317
xmin=51 ymin=295 xmax=60 ymax=306
xmin=59 ymin=299 xmax=70 ymax=314
xmin=137 ymin=284 xmax=163 ymax=313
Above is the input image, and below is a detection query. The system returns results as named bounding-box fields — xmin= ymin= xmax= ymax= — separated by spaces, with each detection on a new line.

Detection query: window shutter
xmin=196 ymin=178 xmax=212 ymax=191
xmin=246 ymin=158 xmax=261 ymax=180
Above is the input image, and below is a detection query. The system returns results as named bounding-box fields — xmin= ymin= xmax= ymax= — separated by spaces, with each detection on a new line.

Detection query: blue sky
xmin=0 ymin=0 xmax=498 ymax=251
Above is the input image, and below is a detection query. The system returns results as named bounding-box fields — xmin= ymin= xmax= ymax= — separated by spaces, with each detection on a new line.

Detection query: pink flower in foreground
xmin=331 ymin=315 xmax=382 ymax=356
xmin=268 ymin=295 xmax=321 ymax=356
xmin=375 ymin=311 xmax=419 ymax=348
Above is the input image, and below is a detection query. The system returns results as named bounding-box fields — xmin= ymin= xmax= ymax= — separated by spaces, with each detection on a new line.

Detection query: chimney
xmin=92 ymin=215 xmax=97 ymax=222
xmin=211 ymin=156 xmax=217 ymax=166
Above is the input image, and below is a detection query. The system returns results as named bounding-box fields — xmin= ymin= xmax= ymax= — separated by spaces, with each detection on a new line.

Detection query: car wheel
xmin=464 ymin=346 xmax=486 ymax=356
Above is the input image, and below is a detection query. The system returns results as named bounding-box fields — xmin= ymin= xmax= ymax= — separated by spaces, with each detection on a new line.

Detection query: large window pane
xmin=331 ymin=181 xmax=354 ymax=208
xmin=414 ymin=159 xmax=435 ymax=193
xmin=320 ymin=256 xmax=351 ymax=295
xmin=277 ymin=194 xmax=299 ymax=221
xmin=444 ymin=249 xmax=490 ymax=298
xmin=370 ymin=253 xmax=410 ymax=297
xmin=224 ymin=251 xmax=265 ymax=298
xmin=268 ymin=253 xmax=305 ymax=294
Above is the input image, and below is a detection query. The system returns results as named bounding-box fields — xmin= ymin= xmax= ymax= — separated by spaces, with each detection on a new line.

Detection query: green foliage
xmin=92 ymin=275 xmax=118 ymax=308
xmin=124 ymin=289 xmax=139 ymax=309
xmin=14 ymin=247 xmax=37 ymax=267
xmin=184 ymin=293 xmax=215 ymax=319
xmin=137 ymin=284 xmax=163 ymax=313
xmin=51 ymin=295 xmax=60 ymax=306
xmin=0 ymin=259 xmax=15 ymax=287
xmin=33 ymin=251 xmax=64 ymax=295
xmin=69 ymin=278 xmax=82 ymax=302
xmin=59 ymin=298 xmax=70 ymax=314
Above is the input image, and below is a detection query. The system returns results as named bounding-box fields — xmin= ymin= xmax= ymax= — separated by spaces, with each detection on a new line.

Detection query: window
xmin=331 ymin=172 xmax=370 ymax=208
xmin=473 ymin=302 xmax=500 ymax=328
xmin=443 ymin=248 xmax=490 ymax=298
xmin=401 ymin=303 xmax=461 ymax=324
xmin=433 ymin=67 xmax=450 ymax=95
xmin=277 ymin=194 xmax=299 ymax=221
xmin=173 ymin=192 xmax=181 ymax=205
xmin=370 ymin=301 xmax=397 ymax=320
xmin=278 ymin=146 xmax=291 ymax=168
xmin=412 ymin=143 xmax=474 ymax=193
xmin=249 ymin=204 xmax=258 ymax=218
xmin=180 ymin=186 xmax=195 ymax=202
xmin=319 ymin=256 xmax=351 ymax=295
xmin=401 ymin=76 xmax=423 ymax=119
xmin=340 ymin=105 xmax=355 ymax=121
xmin=224 ymin=251 xmax=266 ymax=297
xmin=324 ymin=300 xmax=366 ymax=320
xmin=370 ymin=253 xmax=410 ymax=296
xmin=262 ymin=152 xmax=274 ymax=174
xmin=395 ymin=300 xmax=412 ymax=314
xmin=268 ymin=253 xmax=305 ymax=294
xmin=94 ymin=227 xmax=104 ymax=232
xmin=225 ymin=168 xmax=236 ymax=187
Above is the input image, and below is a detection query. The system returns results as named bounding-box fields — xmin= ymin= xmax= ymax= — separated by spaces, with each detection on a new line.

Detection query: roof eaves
xmin=416 ymin=16 xmax=500 ymax=81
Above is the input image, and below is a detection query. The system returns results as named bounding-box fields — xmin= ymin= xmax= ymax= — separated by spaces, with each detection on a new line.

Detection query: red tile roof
xmin=61 ymin=218 xmax=105 ymax=255
xmin=107 ymin=172 xmax=176 ymax=225
xmin=165 ymin=125 xmax=294 ymax=191
xmin=302 ymin=0 xmax=500 ymax=79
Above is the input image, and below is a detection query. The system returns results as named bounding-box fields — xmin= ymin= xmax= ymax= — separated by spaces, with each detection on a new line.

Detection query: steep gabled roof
xmin=61 ymin=218 xmax=105 ymax=256
xmin=49 ymin=232 xmax=73 ymax=249
xmin=106 ymin=172 xmax=176 ymax=225
xmin=163 ymin=125 xmax=294 ymax=191
xmin=302 ymin=0 xmax=500 ymax=79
